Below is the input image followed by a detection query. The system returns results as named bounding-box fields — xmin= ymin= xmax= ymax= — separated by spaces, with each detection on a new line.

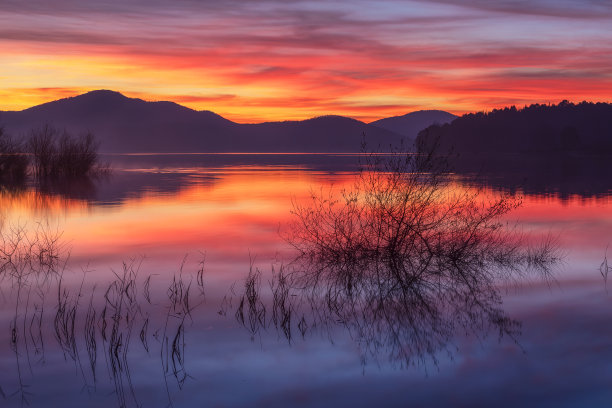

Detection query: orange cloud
xmin=1 ymin=1 xmax=612 ymax=121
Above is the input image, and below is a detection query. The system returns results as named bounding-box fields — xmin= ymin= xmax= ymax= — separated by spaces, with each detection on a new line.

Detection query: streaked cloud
xmin=1 ymin=0 xmax=611 ymax=121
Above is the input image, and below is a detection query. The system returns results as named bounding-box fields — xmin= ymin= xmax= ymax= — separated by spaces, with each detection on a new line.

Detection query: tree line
xmin=417 ymin=101 xmax=612 ymax=155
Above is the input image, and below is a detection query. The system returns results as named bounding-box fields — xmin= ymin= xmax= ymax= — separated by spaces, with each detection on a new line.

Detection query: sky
xmin=1 ymin=0 xmax=612 ymax=122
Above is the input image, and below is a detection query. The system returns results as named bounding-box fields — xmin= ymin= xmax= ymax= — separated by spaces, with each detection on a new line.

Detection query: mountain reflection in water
xmin=1 ymin=152 xmax=610 ymax=210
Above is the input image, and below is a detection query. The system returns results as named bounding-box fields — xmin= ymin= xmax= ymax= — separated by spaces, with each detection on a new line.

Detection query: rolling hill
xmin=0 ymin=90 xmax=455 ymax=153
xmin=370 ymin=110 xmax=457 ymax=142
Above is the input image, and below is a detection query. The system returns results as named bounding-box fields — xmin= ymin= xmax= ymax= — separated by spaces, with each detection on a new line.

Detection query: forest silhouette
xmin=418 ymin=101 xmax=612 ymax=154
xmin=416 ymin=101 xmax=612 ymax=198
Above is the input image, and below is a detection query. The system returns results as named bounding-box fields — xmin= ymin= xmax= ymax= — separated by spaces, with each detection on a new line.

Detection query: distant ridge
xmin=0 ymin=91 xmax=455 ymax=153
xmin=370 ymin=110 xmax=457 ymax=143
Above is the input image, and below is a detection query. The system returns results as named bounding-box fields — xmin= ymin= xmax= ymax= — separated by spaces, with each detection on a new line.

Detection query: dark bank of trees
xmin=0 ymin=125 xmax=105 ymax=186
xmin=417 ymin=101 xmax=612 ymax=155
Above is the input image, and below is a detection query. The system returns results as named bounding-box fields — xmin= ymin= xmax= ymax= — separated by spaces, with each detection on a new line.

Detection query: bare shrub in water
xmin=284 ymin=141 xmax=559 ymax=366
xmin=27 ymin=125 xmax=105 ymax=178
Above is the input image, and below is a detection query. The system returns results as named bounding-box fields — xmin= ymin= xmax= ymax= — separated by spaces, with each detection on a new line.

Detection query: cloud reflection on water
xmin=0 ymin=153 xmax=609 ymax=406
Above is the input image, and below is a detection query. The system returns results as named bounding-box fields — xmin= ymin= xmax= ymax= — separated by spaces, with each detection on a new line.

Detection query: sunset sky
xmin=1 ymin=0 xmax=612 ymax=122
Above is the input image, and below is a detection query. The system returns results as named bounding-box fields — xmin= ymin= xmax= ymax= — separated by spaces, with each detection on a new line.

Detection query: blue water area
xmin=0 ymin=154 xmax=610 ymax=407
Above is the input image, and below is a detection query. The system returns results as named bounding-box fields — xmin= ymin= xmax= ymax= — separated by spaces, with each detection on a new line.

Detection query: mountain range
xmin=0 ymin=90 xmax=456 ymax=153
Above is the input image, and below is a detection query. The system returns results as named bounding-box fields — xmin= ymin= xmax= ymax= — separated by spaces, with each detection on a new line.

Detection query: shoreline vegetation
xmin=226 ymin=142 xmax=560 ymax=366
xmin=0 ymin=219 xmax=203 ymax=407
xmin=415 ymin=101 xmax=612 ymax=198
xmin=0 ymin=137 xmax=568 ymax=406
xmin=0 ymin=125 xmax=108 ymax=189
xmin=418 ymin=100 xmax=612 ymax=155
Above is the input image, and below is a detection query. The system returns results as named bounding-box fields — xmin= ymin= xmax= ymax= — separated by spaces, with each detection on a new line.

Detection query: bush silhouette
xmin=27 ymin=125 xmax=101 ymax=178
xmin=0 ymin=127 xmax=28 ymax=183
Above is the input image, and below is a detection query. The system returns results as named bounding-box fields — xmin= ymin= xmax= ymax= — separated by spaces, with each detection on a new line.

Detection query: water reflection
xmin=452 ymin=153 xmax=612 ymax=200
xmin=0 ymin=222 xmax=207 ymax=407
xmin=0 ymin=175 xmax=103 ymax=216
xmin=1 ymin=153 xmax=610 ymax=215
xmin=230 ymin=151 xmax=558 ymax=367
xmin=0 ymin=153 xmax=367 ymax=213
xmin=0 ymin=153 xmax=609 ymax=407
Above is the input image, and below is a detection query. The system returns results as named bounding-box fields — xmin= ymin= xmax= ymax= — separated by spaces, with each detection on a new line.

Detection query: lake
xmin=0 ymin=153 xmax=610 ymax=407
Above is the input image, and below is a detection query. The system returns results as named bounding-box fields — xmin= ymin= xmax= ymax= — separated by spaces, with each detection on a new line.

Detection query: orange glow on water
xmin=1 ymin=167 xmax=609 ymax=276
xmin=0 ymin=171 xmax=355 ymax=267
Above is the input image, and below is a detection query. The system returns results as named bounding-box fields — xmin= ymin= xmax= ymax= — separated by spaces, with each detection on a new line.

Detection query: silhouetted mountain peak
xmin=255 ymin=115 xmax=358 ymax=126
xmin=19 ymin=90 xmax=235 ymax=125
xmin=311 ymin=114 xmax=361 ymax=122
xmin=370 ymin=110 xmax=457 ymax=140
xmin=80 ymin=89 xmax=128 ymax=100
xmin=1 ymin=91 xmax=456 ymax=153
xmin=21 ymin=89 xmax=133 ymax=115
xmin=396 ymin=110 xmax=456 ymax=120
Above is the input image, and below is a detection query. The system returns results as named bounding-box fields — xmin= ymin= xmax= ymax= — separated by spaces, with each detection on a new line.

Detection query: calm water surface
xmin=0 ymin=154 xmax=610 ymax=407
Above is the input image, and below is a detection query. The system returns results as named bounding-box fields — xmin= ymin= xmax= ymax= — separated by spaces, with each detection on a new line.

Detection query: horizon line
xmin=2 ymin=88 xmax=609 ymax=125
